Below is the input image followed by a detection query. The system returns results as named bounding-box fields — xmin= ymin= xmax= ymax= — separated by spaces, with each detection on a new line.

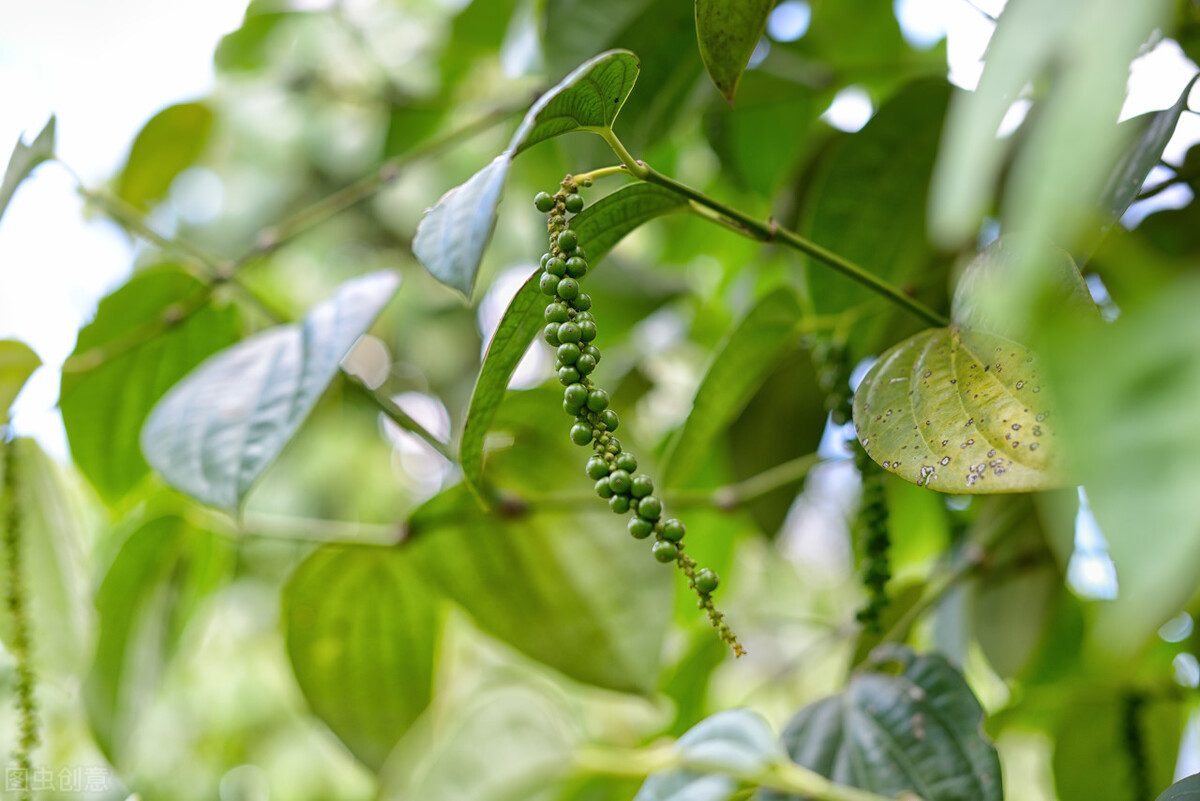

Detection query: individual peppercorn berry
xmin=557 ymin=343 xmax=581 ymax=365
xmin=630 ymin=474 xmax=654 ymax=498
xmin=540 ymin=252 xmax=552 ymax=268
xmin=578 ymin=321 xmax=598 ymax=342
xmin=610 ymin=495 xmax=632 ymax=514
xmin=557 ymin=322 xmax=581 ymax=343
xmin=574 ymin=247 xmax=586 ymax=260
xmin=558 ymin=366 xmax=581 ymax=385
xmin=534 ymin=191 xmax=555 ymax=212
xmin=608 ymin=469 xmax=632 ymax=495
xmin=587 ymin=389 xmax=610 ymax=412
xmin=540 ymin=272 xmax=559 ymax=295
xmin=660 ymin=518 xmax=685 ymax=542
xmin=574 ymin=293 xmax=593 ymax=311
xmin=571 ymin=423 xmax=593 ymax=446
xmin=586 ymin=456 xmax=610 ymax=480
xmin=564 ymin=383 xmax=588 ymax=408
xmin=575 ymin=354 xmax=597 ymax=375
xmin=544 ymin=323 xmax=561 ymax=346
xmin=599 ymin=409 xmax=619 ymax=431
xmin=606 ymin=436 xmax=622 ymax=454
xmin=652 ymin=541 xmax=679 ymax=563
xmin=557 ymin=230 xmax=578 ymax=252
xmin=565 ymin=194 xmax=584 ymax=214
xmin=595 ymin=477 xmax=614 ymax=498
xmin=557 ymin=277 xmax=580 ymax=300
xmin=565 ymin=256 xmax=588 ymax=278
xmin=545 ymin=302 xmax=569 ymax=323
xmin=628 ymin=517 xmax=654 ymax=539
xmin=694 ymin=568 xmax=719 ymax=594
xmin=638 ymin=495 xmax=663 ymax=520
xmin=545 ymin=257 xmax=567 ymax=277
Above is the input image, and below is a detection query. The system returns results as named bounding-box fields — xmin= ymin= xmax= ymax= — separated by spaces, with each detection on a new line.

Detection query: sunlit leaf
xmin=61 ymin=266 xmax=240 ymax=505
xmin=695 ymin=0 xmax=776 ymax=104
xmin=413 ymin=50 xmax=640 ymax=296
xmin=764 ymin=647 xmax=1002 ymax=801
xmin=84 ymin=515 xmax=233 ymax=766
xmin=635 ymin=709 xmax=777 ymax=801
xmin=141 ymin=271 xmax=400 ymax=512
xmin=0 ymin=340 xmax=41 ymax=419
xmin=0 ymin=116 xmax=55 ymax=224
xmin=284 ymin=545 xmax=443 ymax=771
xmin=116 ymin=103 xmax=214 ymax=210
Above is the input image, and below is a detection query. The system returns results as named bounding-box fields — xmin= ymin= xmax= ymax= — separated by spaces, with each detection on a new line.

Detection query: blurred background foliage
xmin=4 ymin=0 xmax=1200 ymax=799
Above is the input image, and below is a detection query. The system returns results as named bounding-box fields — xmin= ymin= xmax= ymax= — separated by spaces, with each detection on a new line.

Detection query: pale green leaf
xmin=141 ymin=271 xmax=400 ymax=511
xmin=634 ymin=710 xmax=777 ymax=801
xmin=116 ymin=102 xmax=214 ymax=210
xmin=0 ymin=116 xmax=55 ymax=225
xmin=695 ymin=0 xmax=776 ymax=104
xmin=0 ymin=340 xmax=41 ymax=420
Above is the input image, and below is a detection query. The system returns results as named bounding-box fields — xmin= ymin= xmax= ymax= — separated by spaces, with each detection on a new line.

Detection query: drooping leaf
xmin=1158 ymin=774 xmax=1200 ymax=801
xmin=406 ymin=483 xmax=671 ymax=694
xmin=413 ymin=50 xmax=640 ymax=297
xmin=695 ymin=0 xmax=776 ymax=104
xmin=61 ymin=266 xmax=240 ymax=505
xmin=116 ymin=103 xmax=214 ymax=210
xmin=663 ymin=287 xmax=803 ymax=488
xmin=459 ymin=182 xmax=686 ymax=504
xmin=141 ymin=271 xmax=400 ymax=512
xmin=634 ymin=709 xmax=778 ymax=801
xmin=764 ymin=647 xmax=1002 ymax=801
xmin=0 ymin=116 xmax=55 ymax=225
xmin=0 ymin=340 xmax=41 ymax=419
xmin=84 ymin=515 xmax=233 ymax=766
xmin=284 ymin=545 xmax=443 ymax=772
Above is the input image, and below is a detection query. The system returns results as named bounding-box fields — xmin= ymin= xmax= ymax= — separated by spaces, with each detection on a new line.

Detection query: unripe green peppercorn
xmin=660 ymin=518 xmax=685 ymax=542
xmin=545 ymin=302 xmax=569 ymax=323
xmin=565 ymin=194 xmax=584 ymax=214
xmin=599 ymin=409 xmax=619 ymax=431
xmin=540 ymin=272 xmax=559 ymax=295
xmin=558 ymin=366 xmax=581 ymax=385
xmin=557 ymin=322 xmax=581 ymax=343
xmin=578 ymin=321 xmax=597 ymax=342
xmin=564 ymin=383 xmax=588 ymax=408
xmin=606 ymin=436 xmax=622 ymax=454
xmin=557 ymin=343 xmax=581 ymax=364
xmin=638 ymin=496 xmax=663 ymax=520
xmin=582 ymin=345 xmax=601 ymax=363
xmin=628 ymin=517 xmax=653 ymax=539
xmin=587 ymin=389 xmax=610 ymax=412
xmin=694 ymin=568 xmax=719 ymax=594
xmin=535 ymin=192 xmax=555 ymax=212
xmin=545 ymin=257 xmax=567 ymax=277
xmin=608 ymin=469 xmax=632 ymax=494
xmin=609 ymin=495 xmax=631 ymax=513
xmin=557 ymin=230 xmax=578 ymax=252
xmin=575 ymin=354 xmax=597 ymax=375
xmin=571 ymin=423 xmax=593 ymax=446
xmin=630 ymin=474 xmax=653 ymax=498
xmin=615 ymin=452 xmax=637 ymax=472
xmin=557 ymin=277 xmax=580 ymax=300
xmin=586 ymin=456 xmax=610 ymax=480
xmin=652 ymin=541 xmax=678 ymax=563
xmin=540 ymin=252 xmax=552 ymax=268
xmin=574 ymin=293 xmax=593 ymax=311
xmin=566 ymin=256 xmax=588 ymax=278
xmin=594 ymin=477 xmax=614 ymax=498
xmin=543 ymin=323 xmax=561 ymax=346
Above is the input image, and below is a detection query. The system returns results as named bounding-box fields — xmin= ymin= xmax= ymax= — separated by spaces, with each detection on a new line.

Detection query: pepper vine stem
xmin=597 ymin=129 xmax=949 ymax=329
xmin=3 ymin=433 xmax=38 ymax=801
xmin=344 ymin=373 xmax=456 ymax=462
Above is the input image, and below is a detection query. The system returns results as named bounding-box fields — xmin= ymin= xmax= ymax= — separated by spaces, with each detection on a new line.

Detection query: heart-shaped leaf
xmin=634 ymin=709 xmax=778 ymax=801
xmin=764 ymin=647 xmax=1002 ymax=801
xmin=0 ymin=341 xmax=41 ymax=419
xmin=284 ymin=545 xmax=443 ymax=772
xmin=695 ymin=0 xmax=776 ymax=104
xmin=0 ymin=116 xmax=55 ymax=224
xmin=459 ymin=182 xmax=685 ymax=504
xmin=413 ymin=50 xmax=640 ymax=297
xmin=1158 ymin=773 xmax=1200 ymax=800
xmin=853 ymin=239 xmax=1089 ymax=493
xmin=141 ymin=271 xmax=400 ymax=512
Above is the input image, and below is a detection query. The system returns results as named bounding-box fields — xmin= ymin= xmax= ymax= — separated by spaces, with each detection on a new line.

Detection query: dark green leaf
xmin=407 ymin=483 xmax=671 ymax=694
xmin=459 ymin=182 xmax=686 ymax=504
xmin=284 ymin=545 xmax=443 ymax=771
xmin=84 ymin=515 xmax=233 ymax=765
xmin=1158 ymin=774 xmax=1200 ymax=801
xmin=765 ymin=647 xmax=1002 ymax=801
xmin=0 ymin=340 xmax=41 ymax=419
xmin=141 ymin=271 xmax=400 ymax=511
xmin=0 ymin=116 xmax=55 ymax=224
xmin=61 ymin=266 xmax=240 ymax=505
xmin=695 ymin=0 xmax=776 ymax=104
xmin=116 ymin=103 xmax=214 ymax=210
xmin=634 ymin=709 xmax=777 ymax=801
xmin=663 ymin=288 xmax=803 ymax=488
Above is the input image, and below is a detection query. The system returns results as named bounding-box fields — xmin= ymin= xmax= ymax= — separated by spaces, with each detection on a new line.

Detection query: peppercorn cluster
xmin=854 ymin=447 xmax=892 ymax=631
xmin=535 ymin=179 xmax=741 ymax=656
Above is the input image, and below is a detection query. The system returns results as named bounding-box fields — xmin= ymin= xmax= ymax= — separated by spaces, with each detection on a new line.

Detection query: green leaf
xmin=1158 ymin=774 xmax=1200 ymax=801
xmin=801 ymin=80 xmax=952 ymax=362
xmin=0 ymin=340 xmax=41 ymax=420
xmin=765 ymin=647 xmax=1002 ymax=801
xmin=283 ymin=545 xmax=443 ymax=772
xmin=141 ymin=270 xmax=400 ymax=512
xmin=407 ymin=483 xmax=671 ymax=694
xmin=413 ymin=50 xmax=640 ymax=297
xmin=0 ymin=438 xmax=93 ymax=676
xmin=116 ymin=103 xmax=214 ymax=210
xmin=634 ymin=709 xmax=777 ymax=801
xmin=459 ymin=182 xmax=686 ymax=505
xmin=84 ymin=515 xmax=233 ymax=766
xmin=663 ymin=288 xmax=803 ymax=488
xmin=60 ymin=266 xmax=240 ymax=505
xmin=0 ymin=116 xmax=55 ymax=225
xmin=695 ymin=0 xmax=776 ymax=104
xmin=214 ymin=11 xmax=297 ymax=72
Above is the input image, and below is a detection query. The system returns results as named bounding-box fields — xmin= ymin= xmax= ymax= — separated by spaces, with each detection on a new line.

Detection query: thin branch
xmin=239 ymin=511 xmax=403 ymax=545
xmin=344 ymin=373 xmax=456 ymax=462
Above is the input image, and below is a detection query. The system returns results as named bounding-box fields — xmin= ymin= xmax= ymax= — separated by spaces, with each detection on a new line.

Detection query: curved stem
xmin=344 ymin=373 xmax=456 ymax=462
xmin=597 ymin=130 xmax=948 ymax=328
xmin=571 ymin=164 xmax=630 ymax=185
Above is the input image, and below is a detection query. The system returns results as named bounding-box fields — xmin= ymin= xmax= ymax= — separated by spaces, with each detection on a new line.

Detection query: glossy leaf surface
xmin=634 ymin=709 xmax=777 ymax=801
xmin=695 ymin=0 xmax=776 ymax=104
